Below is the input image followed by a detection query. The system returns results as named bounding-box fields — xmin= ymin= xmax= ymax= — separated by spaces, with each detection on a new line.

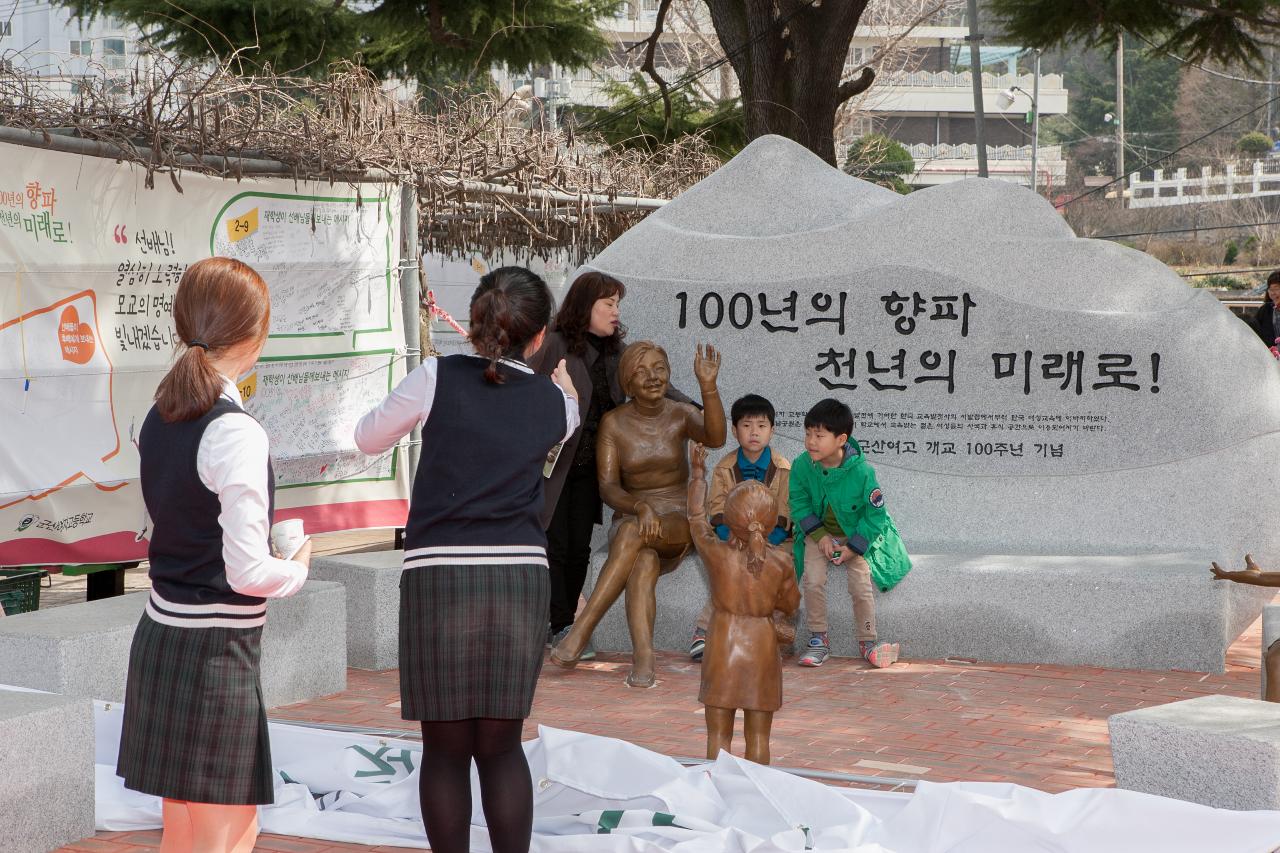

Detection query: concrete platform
xmin=0 ymin=580 xmax=347 ymax=707
xmin=1110 ymin=694 xmax=1280 ymax=811
xmin=0 ymin=689 xmax=94 ymax=853
xmin=582 ymin=550 xmax=1276 ymax=672
xmin=311 ymin=552 xmax=403 ymax=670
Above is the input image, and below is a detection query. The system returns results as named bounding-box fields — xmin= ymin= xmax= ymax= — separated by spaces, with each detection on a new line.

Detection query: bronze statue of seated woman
xmin=550 ymin=341 xmax=726 ymax=687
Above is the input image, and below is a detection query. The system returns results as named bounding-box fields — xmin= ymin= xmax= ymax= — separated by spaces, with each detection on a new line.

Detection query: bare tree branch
xmin=633 ymin=0 xmax=677 ymax=131
xmin=0 ymin=59 xmax=718 ymax=262
xmin=837 ymin=67 xmax=876 ymax=103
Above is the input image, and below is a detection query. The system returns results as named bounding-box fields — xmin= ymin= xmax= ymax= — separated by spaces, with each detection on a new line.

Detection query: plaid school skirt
xmin=116 ymin=612 xmax=274 ymax=805
xmin=399 ymin=563 xmax=549 ymax=721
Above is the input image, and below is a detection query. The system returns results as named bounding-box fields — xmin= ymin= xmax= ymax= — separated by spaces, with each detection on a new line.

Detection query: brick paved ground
xmin=54 ymin=532 xmax=1273 ymax=851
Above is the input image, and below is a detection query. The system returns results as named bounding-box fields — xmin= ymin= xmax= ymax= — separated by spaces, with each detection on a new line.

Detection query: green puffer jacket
xmin=789 ymin=439 xmax=912 ymax=592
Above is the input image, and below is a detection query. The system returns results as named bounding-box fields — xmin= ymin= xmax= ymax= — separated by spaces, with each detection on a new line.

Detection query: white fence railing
xmin=875 ymin=70 xmax=1065 ymax=91
xmin=905 ymin=143 xmax=1063 ymax=162
xmin=1127 ymin=159 xmax=1280 ymax=208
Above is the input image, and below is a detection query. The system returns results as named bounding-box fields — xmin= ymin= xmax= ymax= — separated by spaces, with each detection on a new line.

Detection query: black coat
xmin=528 ymin=329 xmax=624 ymax=528
xmin=1254 ymin=301 xmax=1280 ymax=346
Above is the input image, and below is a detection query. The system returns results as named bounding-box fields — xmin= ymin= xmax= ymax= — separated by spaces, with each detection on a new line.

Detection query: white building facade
xmin=494 ymin=3 xmax=1068 ymax=191
xmin=1 ymin=0 xmax=150 ymax=96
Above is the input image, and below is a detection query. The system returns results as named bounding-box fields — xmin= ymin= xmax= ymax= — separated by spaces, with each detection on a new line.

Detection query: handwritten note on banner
xmin=0 ymin=143 xmax=408 ymax=565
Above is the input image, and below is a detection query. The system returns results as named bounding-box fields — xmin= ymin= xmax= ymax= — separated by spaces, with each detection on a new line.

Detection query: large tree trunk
xmin=705 ymin=0 xmax=871 ymax=166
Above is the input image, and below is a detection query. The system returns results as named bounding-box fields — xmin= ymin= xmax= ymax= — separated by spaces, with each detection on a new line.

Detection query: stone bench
xmin=0 ymin=580 xmax=347 ymax=707
xmin=311 ymin=552 xmax=403 ymax=670
xmin=581 ymin=550 xmax=1275 ymax=672
xmin=0 ymin=688 xmax=94 ymax=852
xmin=1110 ymin=694 xmax=1280 ymax=811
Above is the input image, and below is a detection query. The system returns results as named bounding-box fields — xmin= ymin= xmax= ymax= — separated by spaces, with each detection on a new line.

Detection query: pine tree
xmin=989 ymin=0 xmax=1280 ymax=70
xmin=55 ymin=0 xmax=618 ymax=86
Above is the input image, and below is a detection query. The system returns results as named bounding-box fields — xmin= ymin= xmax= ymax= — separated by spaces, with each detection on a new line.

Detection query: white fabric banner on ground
xmin=0 ymin=143 xmax=410 ymax=566
xmin=86 ymin=700 xmax=1280 ymax=852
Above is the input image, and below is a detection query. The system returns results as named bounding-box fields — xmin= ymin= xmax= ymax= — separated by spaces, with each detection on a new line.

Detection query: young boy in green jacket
xmin=790 ymin=398 xmax=912 ymax=668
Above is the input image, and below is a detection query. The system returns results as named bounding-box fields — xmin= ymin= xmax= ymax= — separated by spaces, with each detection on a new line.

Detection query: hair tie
xmin=748 ymin=521 xmax=764 ymax=533
xmin=188 ymin=340 xmax=210 ymax=352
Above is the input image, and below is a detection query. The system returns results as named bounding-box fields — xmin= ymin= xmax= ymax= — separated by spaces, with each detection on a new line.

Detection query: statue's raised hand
xmin=689 ymin=442 xmax=708 ymax=479
xmin=694 ymin=343 xmax=721 ymax=390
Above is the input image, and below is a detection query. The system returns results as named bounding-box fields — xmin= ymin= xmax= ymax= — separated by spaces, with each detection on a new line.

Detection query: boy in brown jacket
xmin=689 ymin=394 xmax=793 ymax=661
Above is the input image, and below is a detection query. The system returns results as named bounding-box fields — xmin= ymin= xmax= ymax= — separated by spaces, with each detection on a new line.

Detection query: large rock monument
xmin=572 ymin=134 xmax=1277 ymax=671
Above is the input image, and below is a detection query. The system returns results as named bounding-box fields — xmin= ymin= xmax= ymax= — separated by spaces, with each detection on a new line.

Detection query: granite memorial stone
xmin=573 ymin=134 xmax=1278 ymax=668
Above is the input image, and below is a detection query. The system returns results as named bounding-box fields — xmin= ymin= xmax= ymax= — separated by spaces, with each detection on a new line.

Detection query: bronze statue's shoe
xmin=549 ymin=645 xmax=580 ymax=669
xmin=625 ymin=669 xmax=656 ymax=688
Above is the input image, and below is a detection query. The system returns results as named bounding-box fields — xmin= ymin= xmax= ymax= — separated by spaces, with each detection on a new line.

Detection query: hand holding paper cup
xmin=270 ymin=519 xmax=307 ymax=561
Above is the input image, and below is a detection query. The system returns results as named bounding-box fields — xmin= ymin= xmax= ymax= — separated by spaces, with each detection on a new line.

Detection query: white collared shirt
xmin=354 ymin=355 xmax=579 ymax=455
xmin=192 ymin=377 xmax=309 ymax=598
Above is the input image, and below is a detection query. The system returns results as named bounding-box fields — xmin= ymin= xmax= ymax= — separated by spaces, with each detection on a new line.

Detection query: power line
xmin=1053 ymin=88 xmax=1280 ymax=209
xmin=1133 ymin=33 xmax=1274 ymax=86
xmin=1179 ymin=266 xmax=1275 ymax=278
xmin=1096 ymin=219 xmax=1280 ymax=240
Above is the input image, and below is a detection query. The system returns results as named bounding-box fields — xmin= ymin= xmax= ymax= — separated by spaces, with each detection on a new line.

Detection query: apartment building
xmin=0 ymin=0 xmax=150 ymax=96
xmin=495 ymin=2 xmax=1069 ymax=190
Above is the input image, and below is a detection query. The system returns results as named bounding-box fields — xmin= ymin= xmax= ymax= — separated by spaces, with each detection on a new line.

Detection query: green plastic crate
xmin=0 ymin=569 xmax=48 ymax=616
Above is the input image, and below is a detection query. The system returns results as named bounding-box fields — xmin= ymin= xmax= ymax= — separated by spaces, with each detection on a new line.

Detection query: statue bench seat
xmin=581 ymin=548 xmax=1274 ymax=672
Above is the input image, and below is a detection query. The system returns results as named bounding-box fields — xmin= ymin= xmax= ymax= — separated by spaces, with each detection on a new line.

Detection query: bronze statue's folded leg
xmin=1267 ymin=639 xmax=1280 ymax=703
xmin=705 ymin=706 xmax=735 ymax=759
xmin=744 ymin=710 xmax=774 ymax=766
xmin=624 ymin=548 xmax=661 ymax=687
xmin=550 ymin=518 xmax=645 ymax=668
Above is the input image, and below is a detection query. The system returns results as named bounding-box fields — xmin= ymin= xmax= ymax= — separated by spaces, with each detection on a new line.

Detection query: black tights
xmin=418 ymin=718 xmax=532 ymax=853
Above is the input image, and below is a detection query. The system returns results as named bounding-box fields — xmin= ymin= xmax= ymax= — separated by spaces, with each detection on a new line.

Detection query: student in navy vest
xmin=355 ymin=266 xmax=579 ymax=853
xmin=117 ymin=257 xmax=312 ymax=853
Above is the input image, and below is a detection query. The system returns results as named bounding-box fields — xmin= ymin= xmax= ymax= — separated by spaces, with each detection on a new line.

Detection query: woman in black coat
xmin=1253 ymin=270 xmax=1280 ymax=346
xmin=530 ymin=272 xmax=627 ymax=655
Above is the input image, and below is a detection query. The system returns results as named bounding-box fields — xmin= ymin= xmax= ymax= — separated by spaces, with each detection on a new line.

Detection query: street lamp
xmin=996 ymin=48 xmax=1041 ymax=194
xmin=997 ymin=82 xmax=1040 ymax=193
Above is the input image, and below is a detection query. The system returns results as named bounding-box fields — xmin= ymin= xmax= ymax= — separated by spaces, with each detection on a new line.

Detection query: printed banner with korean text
xmin=0 ymin=143 xmax=410 ymax=565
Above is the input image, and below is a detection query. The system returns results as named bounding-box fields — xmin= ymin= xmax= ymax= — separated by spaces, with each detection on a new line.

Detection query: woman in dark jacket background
xmin=531 ymin=272 xmax=627 ymax=655
xmin=1253 ymin=270 xmax=1280 ymax=346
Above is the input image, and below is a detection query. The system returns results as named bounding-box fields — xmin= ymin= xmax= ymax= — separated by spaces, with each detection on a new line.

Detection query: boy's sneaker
xmin=860 ymin=640 xmax=900 ymax=668
xmin=689 ymin=628 xmax=707 ymax=662
xmin=798 ymin=632 xmax=830 ymax=667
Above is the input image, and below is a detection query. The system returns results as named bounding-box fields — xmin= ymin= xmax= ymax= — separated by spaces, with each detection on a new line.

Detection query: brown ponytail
xmin=724 ymin=482 xmax=778 ymax=576
xmin=154 ymin=257 xmax=270 ymax=422
xmin=468 ymin=266 xmax=553 ymax=384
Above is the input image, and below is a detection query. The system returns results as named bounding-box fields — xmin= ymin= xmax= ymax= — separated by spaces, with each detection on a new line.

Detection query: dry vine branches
xmin=0 ymin=58 xmax=719 ymax=261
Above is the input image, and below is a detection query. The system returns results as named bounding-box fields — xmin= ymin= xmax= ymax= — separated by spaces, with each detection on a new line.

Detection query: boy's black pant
xmin=546 ymin=464 xmax=601 ymax=633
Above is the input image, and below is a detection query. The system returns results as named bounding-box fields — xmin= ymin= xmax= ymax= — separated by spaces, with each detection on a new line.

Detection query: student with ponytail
xmin=355 ymin=266 xmax=579 ymax=853
xmin=117 ymin=257 xmax=312 ymax=853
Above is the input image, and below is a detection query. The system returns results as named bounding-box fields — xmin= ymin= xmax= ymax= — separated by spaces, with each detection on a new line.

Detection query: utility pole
xmin=1116 ymin=34 xmax=1126 ymax=203
xmin=965 ymin=0 xmax=988 ymax=177
xmin=1269 ymin=45 xmax=1276 ymax=138
xmin=1031 ymin=49 xmax=1040 ymax=193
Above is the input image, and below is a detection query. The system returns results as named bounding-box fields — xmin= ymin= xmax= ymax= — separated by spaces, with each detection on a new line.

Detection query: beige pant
xmin=696 ymin=599 xmax=713 ymax=632
xmin=802 ymin=543 xmax=876 ymax=641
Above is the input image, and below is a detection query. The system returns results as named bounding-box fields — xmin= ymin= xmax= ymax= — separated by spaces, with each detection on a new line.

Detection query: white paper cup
xmin=270 ymin=519 xmax=306 ymax=560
